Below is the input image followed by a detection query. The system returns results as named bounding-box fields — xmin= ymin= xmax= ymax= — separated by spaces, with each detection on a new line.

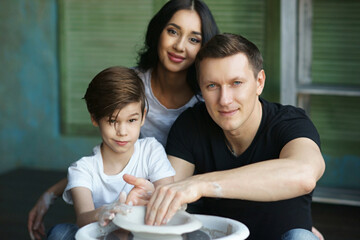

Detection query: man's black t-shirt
xmin=166 ymin=98 xmax=320 ymax=240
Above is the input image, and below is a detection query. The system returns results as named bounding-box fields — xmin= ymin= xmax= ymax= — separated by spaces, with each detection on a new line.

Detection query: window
xmin=59 ymin=0 xmax=153 ymax=135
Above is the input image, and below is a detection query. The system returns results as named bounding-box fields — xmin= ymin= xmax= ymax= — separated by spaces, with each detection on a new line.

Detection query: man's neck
xmin=223 ymin=100 xmax=263 ymax=156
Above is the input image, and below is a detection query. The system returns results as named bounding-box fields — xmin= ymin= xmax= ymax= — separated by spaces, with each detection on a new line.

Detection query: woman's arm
xmin=28 ymin=177 xmax=68 ymax=240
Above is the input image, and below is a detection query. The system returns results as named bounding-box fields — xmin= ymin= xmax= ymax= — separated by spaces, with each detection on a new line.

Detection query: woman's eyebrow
xmin=168 ymin=23 xmax=202 ymax=36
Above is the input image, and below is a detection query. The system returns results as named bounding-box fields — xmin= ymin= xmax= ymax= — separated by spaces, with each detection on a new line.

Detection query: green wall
xmin=0 ymin=0 xmax=99 ymax=174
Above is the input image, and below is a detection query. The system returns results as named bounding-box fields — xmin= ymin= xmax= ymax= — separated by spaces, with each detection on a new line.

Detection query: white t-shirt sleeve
xmin=144 ymin=138 xmax=175 ymax=182
xmin=62 ymin=158 xmax=94 ymax=205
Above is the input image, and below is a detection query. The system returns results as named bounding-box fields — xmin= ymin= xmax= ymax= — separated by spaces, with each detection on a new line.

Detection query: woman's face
xmin=157 ymin=9 xmax=202 ymax=73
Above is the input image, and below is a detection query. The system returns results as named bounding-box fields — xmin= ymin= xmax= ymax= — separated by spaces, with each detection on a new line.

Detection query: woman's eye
xmin=129 ymin=119 xmax=137 ymax=123
xmin=190 ymin=37 xmax=201 ymax=44
xmin=108 ymin=119 xmax=116 ymax=124
xmin=167 ymin=28 xmax=177 ymax=35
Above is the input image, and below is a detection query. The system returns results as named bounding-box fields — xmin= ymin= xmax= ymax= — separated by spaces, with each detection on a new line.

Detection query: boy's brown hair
xmin=83 ymin=66 xmax=147 ymax=123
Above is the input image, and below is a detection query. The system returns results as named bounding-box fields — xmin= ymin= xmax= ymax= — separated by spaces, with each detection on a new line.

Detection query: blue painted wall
xmin=0 ymin=0 xmax=99 ymax=174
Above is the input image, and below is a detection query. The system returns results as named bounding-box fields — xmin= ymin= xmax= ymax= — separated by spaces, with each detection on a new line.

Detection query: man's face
xmin=198 ymin=53 xmax=265 ymax=133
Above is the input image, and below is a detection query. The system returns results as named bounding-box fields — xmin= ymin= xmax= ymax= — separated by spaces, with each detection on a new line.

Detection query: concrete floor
xmin=0 ymin=168 xmax=359 ymax=240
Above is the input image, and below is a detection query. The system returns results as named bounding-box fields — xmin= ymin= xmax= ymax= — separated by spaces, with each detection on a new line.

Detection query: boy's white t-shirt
xmin=136 ymin=68 xmax=201 ymax=146
xmin=62 ymin=137 xmax=175 ymax=209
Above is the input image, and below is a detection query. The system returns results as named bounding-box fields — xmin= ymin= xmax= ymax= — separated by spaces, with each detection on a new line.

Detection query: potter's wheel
xmin=100 ymin=229 xmax=211 ymax=240
xmin=76 ymin=208 xmax=249 ymax=240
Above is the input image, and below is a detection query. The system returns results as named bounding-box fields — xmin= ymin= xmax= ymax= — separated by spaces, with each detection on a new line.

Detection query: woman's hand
xmin=27 ymin=192 xmax=57 ymax=240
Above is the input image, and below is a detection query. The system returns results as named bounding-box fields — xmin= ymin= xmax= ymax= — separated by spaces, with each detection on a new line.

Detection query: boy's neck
xmin=100 ymin=143 xmax=134 ymax=175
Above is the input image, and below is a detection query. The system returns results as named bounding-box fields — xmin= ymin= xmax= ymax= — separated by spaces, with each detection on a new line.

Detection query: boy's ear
xmin=90 ymin=115 xmax=99 ymax=127
xmin=141 ymin=109 xmax=147 ymax=127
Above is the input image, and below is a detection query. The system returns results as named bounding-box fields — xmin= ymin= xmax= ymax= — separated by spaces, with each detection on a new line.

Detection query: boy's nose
xmin=116 ymin=124 xmax=127 ymax=136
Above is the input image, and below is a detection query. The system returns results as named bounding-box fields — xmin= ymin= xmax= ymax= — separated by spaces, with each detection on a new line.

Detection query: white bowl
xmin=75 ymin=208 xmax=250 ymax=240
xmin=112 ymin=205 xmax=202 ymax=240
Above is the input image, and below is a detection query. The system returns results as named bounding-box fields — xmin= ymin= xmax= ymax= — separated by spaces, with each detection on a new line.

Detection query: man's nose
xmin=219 ymin=86 xmax=233 ymax=106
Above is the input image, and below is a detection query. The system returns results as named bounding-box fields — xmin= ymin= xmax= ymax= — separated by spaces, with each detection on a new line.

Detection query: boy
xmin=55 ymin=66 xmax=174 ymax=236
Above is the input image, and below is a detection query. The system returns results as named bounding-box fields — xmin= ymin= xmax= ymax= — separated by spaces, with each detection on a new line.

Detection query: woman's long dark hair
xmin=137 ymin=0 xmax=219 ymax=95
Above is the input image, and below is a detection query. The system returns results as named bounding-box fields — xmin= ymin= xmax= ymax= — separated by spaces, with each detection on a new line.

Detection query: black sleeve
xmin=276 ymin=107 xmax=321 ymax=149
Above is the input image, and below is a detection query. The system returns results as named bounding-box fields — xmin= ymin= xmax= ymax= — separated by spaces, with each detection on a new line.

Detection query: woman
xmin=28 ymin=1 xmax=219 ymax=239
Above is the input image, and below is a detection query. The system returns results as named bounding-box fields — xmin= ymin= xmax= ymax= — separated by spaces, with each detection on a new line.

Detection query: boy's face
xmin=92 ymin=101 xmax=145 ymax=159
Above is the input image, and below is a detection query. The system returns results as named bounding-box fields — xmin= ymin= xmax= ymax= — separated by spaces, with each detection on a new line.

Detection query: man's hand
xmin=123 ymin=174 xmax=155 ymax=206
xmin=27 ymin=192 xmax=56 ymax=240
xmin=145 ymin=177 xmax=203 ymax=226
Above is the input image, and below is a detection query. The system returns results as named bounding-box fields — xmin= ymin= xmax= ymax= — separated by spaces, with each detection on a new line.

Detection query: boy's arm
xmin=71 ymin=187 xmax=99 ymax=227
xmin=153 ymin=176 xmax=174 ymax=187
xmin=169 ymin=156 xmax=195 ymax=181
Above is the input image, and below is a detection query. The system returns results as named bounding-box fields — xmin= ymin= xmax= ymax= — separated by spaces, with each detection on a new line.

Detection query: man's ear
xmin=141 ymin=109 xmax=147 ymax=127
xmin=90 ymin=115 xmax=99 ymax=127
xmin=256 ymin=69 xmax=266 ymax=96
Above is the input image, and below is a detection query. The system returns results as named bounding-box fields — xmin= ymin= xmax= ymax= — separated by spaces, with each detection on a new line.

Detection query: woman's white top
xmin=136 ymin=68 xmax=200 ymax=146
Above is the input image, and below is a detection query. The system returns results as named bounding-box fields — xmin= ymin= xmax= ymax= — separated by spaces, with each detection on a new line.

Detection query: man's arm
xmin=145 ymin=137 xmax=325 ymax=225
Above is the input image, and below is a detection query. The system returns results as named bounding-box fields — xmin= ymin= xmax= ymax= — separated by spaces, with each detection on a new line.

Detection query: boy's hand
xmin=98 ymin=192 xmax=131 ymax=226
xmin=123 ymin=174 xmax=155 ymax=206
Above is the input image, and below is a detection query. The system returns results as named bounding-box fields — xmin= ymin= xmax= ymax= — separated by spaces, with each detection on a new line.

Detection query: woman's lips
xmin=168 ymin=52 xmax=185 ymax=63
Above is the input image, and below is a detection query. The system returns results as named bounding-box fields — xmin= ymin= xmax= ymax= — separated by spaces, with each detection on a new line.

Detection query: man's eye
xmin=234 ymin=81 xmax=242 ymax=86
xmin=208 ymin=84 xmax=216 ymax=89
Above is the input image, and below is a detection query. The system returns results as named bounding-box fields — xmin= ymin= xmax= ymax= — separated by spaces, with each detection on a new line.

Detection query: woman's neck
xmin=151 ymin=65 xmax=194 ymax=109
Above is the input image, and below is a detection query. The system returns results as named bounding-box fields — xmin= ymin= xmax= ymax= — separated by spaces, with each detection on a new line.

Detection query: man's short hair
xmin=195 ymin=33 xmax=263 ymax=78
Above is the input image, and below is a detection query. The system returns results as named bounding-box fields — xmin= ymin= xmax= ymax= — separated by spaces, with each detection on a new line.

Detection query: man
xmin=129 ymin=33 xmax=325 ymax=240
